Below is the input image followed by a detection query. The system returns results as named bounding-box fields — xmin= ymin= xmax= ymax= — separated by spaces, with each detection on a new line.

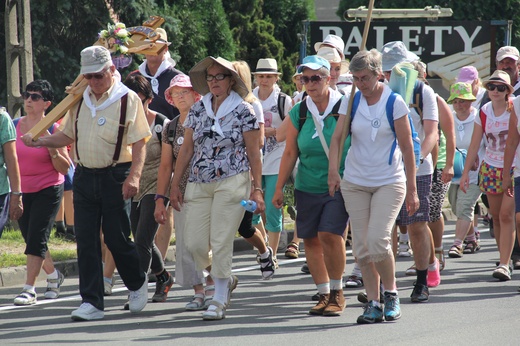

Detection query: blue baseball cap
xmin=297 ymin=55 xmax=330 ymax=73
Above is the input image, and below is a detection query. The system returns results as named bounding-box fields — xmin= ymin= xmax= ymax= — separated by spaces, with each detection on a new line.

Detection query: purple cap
xmin=456 ymin=66 xmax=479 ymax=83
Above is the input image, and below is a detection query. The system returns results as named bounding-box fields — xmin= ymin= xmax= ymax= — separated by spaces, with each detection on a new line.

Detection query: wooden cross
xmin=28 ymin=16 xmax=168 ymax=138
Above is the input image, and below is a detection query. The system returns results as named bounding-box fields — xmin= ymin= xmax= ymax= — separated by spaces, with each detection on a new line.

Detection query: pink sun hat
xmin=165 ymin=74 xmax=201 ymax=106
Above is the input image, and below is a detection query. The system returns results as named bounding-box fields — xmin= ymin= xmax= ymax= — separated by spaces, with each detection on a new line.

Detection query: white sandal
xmin=185 ymin=293 xmax=205 ymax=311
xmin=202 ymin=300 xmax=226 ymax=320
xmin=203 ymin=285 xmax=215 ymax=309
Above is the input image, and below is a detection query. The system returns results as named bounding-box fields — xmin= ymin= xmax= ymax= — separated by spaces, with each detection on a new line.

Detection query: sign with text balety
xmin=311 ymin=21 xmax=492 ymax=90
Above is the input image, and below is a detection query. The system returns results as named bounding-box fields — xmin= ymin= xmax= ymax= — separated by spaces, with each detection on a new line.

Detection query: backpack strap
xmin=277 ymin=92 xmax=287 ymax=121
xmin=299 ymin=97 xmax=344 ymax=131
xmin=349 ymin=91 xmax=362 ymax=124
xmin=166 ymin=115 xmax=180 ymax=146
xmin=409 ymin=80 xmax=424 ymax=123
xmin=74 ymin=99 xmax=83 ymax=162
xmin=385 ymin=92 xmax=399 ymax=165
xmin=112 ymin=94 xmax=128 ymax=166
xmin=479 ymin=108 xmax=487 ymax=135
xmin=153 ymin=112 xmax=167 ymax=143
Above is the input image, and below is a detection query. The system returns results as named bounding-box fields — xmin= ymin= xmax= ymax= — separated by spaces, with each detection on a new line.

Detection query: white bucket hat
xmin=381 ymin=41 xmax=420 ymax=72
xmin=314 ymin=34 xmax=345 ymax=59
xmin=317 ymin=46 xmax=341 ymax=63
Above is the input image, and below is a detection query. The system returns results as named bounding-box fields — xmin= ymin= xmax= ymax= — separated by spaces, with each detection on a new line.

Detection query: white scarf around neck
xmin=139 ymin=59 xmax=173 ymax=94
xmin=306 ymin=88 xmax=343 ymax=138
xmin=455 ymin=107 xmax=477 ymax=141
xmin=83 ymin=80 xmax=130 ymax=118
xmin=202 ymin=91 xmax=243 ymax=137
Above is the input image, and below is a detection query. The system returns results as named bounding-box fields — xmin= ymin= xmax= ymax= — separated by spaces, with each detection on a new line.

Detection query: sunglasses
xmin=22 ymin=91 xmax=45 ymax=101
xmin=83 ymin=68 xmax=109 ymax=80
xmin=486 ymin=83 xmax=508 ymax=92
xmin=206 ymin=73 xmax=231 ymax=82
xmin=301 ymin=75 xmax=326 ymax=84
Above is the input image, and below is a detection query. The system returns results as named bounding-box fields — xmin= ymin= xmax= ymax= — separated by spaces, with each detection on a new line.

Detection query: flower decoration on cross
xmin=98 ymin=22 xmax=133 ymax=55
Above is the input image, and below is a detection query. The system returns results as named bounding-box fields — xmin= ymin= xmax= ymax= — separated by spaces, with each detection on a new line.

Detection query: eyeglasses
xmin=83 ymin=68 xmax=109 ymax=80
xmin=22 ymin=91 xmax=45 ymax=101
xmin=353 ymin=74 xmax=376 ymax=84
xmin=206 ymin=73 xmax=231 ymax=82
xmin=486 ymin=83 xmax=508 ymax=92
xmin=301 ymin=75 xmax=326 ymax=84
xmin=171 ymin=90 xmax=190 ymax=98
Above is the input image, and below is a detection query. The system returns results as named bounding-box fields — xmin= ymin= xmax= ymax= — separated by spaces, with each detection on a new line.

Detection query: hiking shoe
xmin=357 ymin=291 xmax=384 ymax=304
xmin=309 ymin=293 xmax=330 ymax=315
xmin=492 ymin=265 xmax=511 ymax=281
xmin=323 ymin=289 xmax=346 ymax=316
xmin=427 ymin=258 xmax=441 ymax=288
xmin=398 ymin=241 xmax=413 ymax=257
xmin=13 ymin=289 xmax=37 ymax=306
xmin=301 ymin=262 xmax=310 ymax=274
xmin=405 ymin=264 xmax=417 ymax=276
xmin=152 ymin=272 xmax=174 ymax=302
xmin=448 ymin=245 xmax=463 ymax=258
xmin=44 ymin=270 xmax=65 ymax=299
xmin=344 ymin=275 xmax=364 ymax=288
xmin=383 ymin=291 xmax=401 ymax=321
xmin=357 ymin=301 xmax=384 ymax=324
xmin=410 ymin=282 xmax=429 ymax=303
xmin=128 ymin=275 xmax=148 ymax=313
xmin=71 ymin=302 xmax=104 ymax=321
xmin=311 ymin=292 xmax=320 ymax=301
xmin=260 ymin=246 xmax=276 ymax=279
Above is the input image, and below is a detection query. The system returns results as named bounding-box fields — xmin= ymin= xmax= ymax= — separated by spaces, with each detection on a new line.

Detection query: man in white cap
xmin=496 ymin=46 xmax=520 ymax=94
xmin=21 ymin=45 xmax=152 ymax=321
xmin=130 ymin=28 xmax=183 ymax=120
xmin=381 ymin=41 xmax=440 ymax=303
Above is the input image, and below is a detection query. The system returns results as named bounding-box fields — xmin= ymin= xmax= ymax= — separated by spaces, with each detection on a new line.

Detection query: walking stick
xmin=336 ymin=0 xmax=375 ymax=164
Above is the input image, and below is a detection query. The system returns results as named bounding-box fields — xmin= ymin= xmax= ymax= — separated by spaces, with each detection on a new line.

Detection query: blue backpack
xmin=350 ymin=91 xmax=421 ymax=167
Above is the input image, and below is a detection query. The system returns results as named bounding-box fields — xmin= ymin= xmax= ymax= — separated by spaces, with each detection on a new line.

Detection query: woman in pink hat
xmin=154 ymin=74 xmax=216 ymax=311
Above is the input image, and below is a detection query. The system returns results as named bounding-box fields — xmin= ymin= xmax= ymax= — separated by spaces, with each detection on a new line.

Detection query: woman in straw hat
xmin=445 ymin=82 xmax=484 ymax=259
xmin=170 ymin=56 xmax=265 ymax=320
xmin=460 ymin=70 xmax=516 ymax=281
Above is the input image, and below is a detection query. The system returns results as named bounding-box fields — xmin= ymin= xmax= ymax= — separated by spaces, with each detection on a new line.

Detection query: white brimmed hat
xmin=496 ymin=46 xmax=520 ymax=62
xmin=482 ymin=70 xmax=514 ymax=94
xmin=252 ymin=58 xmax=281 ymax=75
xmin=317 ymin=46 xmax=341 ymax=63
xmin=314 ymin=34 xmax=345 ymax=59
xmin=189 ymin=56 xmax=249 ymax=99
xmin=80 ymin=46 xmax=113 ymax=74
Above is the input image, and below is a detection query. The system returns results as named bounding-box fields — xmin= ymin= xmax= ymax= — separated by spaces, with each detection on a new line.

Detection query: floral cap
xmin=165 ymin=74 xmax=201 ymax=106
xmin=447 ymin=82 xmax=477 ymax=104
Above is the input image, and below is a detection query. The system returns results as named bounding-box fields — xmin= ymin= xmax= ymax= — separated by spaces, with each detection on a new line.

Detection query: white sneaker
xmin=71 ymin=302 xmax=104 ymax=321
xmin=398 ymin=241 xmax=413 ymax=257
xmin=128 ymin=275 xmax=148 ymax=313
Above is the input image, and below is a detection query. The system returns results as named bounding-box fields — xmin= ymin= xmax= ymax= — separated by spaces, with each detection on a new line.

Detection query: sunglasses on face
xmin=486 ymin=83 xmax=507 ymax=92
xmin=301 ymin=75 xmax=326 ymax=84
xmin=83 ymin=68 xmax=109 ymax=80
xmin=206 ymin=73 xmax=231 ymax=82
xmin=22 ymin=91 xmax=45 ymax=101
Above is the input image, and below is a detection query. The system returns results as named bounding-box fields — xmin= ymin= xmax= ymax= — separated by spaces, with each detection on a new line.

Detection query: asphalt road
xmin=1 ymin=219 xmax=520 ymax=345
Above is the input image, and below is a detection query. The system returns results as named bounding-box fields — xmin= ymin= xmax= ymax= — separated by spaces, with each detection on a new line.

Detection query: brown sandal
xmin=284 ymin=242 xmax=299 ymax=259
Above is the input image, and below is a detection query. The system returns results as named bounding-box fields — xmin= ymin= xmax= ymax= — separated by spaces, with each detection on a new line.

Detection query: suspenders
xmin=74 ymin=94 xmax=129 ymax=166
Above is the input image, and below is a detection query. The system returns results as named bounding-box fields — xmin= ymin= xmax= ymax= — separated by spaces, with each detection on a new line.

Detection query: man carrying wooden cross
xmin=22 ymin=45 xmax=152 ymax=321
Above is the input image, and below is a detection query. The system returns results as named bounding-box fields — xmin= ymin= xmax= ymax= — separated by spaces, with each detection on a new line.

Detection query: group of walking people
xmin=3 ymin=27 xmax=520 ymax=326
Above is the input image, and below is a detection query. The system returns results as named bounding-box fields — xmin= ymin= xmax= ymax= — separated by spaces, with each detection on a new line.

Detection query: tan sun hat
xmin=189 ymin=56 xmax=249 ymax=99
xmin=482 ymin=70 xmax=514 ymax=94
xmin=252 ymin=58 xmax=281 ymax=75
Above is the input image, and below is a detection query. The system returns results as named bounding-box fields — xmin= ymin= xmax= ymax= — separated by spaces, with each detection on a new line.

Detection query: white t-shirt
xmin=475 ymin=101 xmax=511 ymax=168
xmin=410 ymin=83 xmax=438 ymax=176
xmin=453 ymin=107 xmax=485 ymax=184
xmin=251 ymin=99 xmax=264 ymax=124
xmin=513 ymin=97 xmax=520 ymax=177
xmin=253 ymin=85 xmax=292 ymax=175
xmin=344 ymin=84 xmax=410 ymax=187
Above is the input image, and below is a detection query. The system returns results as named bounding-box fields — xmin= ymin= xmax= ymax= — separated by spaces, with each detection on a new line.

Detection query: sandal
xmin=448 ymin=245 xmax=463 ymax=258
xmin=405 ymin=264 xmax=417 ymax=276
xmin=435 ymin=249 xmax=445 ymax=272
xmin=463 ymin=240 xmax=481 ymax=254
xmin=185 ymin=293 xmax=205 ymax=311
xmin=285 ymin=242 xmax=299 ymax=259
xmin=203 ymin=285 xmax=215 ymax=309
xmin=202 ymin=300 xmax=226 ymax=320
xmin=344 ymin=275 xmax=364 ymax=288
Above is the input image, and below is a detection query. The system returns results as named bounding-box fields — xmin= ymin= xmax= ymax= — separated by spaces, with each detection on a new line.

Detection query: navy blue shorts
xmin=294 ymin=189 xmax=348 ymax=238
xmin=514 ymin=177 xmax=520 ymax=213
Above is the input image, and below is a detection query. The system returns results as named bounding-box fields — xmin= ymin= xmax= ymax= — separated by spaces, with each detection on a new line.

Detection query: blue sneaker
xmin=383 ymin=291 xmax=401 ymax=321
xmin=356 ymin=300 xmax=384 ymax=324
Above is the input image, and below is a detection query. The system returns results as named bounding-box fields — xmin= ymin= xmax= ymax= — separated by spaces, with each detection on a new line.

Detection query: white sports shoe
xmin=128 ymin=275 xmax=148 ymax=313
xmin=71 ymin=303 xmax=104 ymax=321
xmin=398 ymin=241 xmax=413 ymax=257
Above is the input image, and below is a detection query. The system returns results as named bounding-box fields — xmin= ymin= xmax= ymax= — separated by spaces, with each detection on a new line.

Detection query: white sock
xmin=211 ymin=277 xmax=229 ymax=306
xmin=259 ymin=250 xmax=270 ymax=260
xmin=47 ymin=269 xmax=58 ymax=280
xmin=399 ymin=233 xmax=409 ymax=242
xmin=23 ymin=284 xmax=36 ymax=292
xmin=103 ymin=277 xmax=113 ymax=284
xmin=316 ymin=282 xmax=330 ymax=295
xmin=330 ymin=279 xmax=342 ymax=290
xmin=428 ymin=260 xmax=438 ymax=271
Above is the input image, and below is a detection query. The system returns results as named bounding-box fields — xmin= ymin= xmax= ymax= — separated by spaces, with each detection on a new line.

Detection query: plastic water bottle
xmin=241 ymin=199 xmax=257 ymax=212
